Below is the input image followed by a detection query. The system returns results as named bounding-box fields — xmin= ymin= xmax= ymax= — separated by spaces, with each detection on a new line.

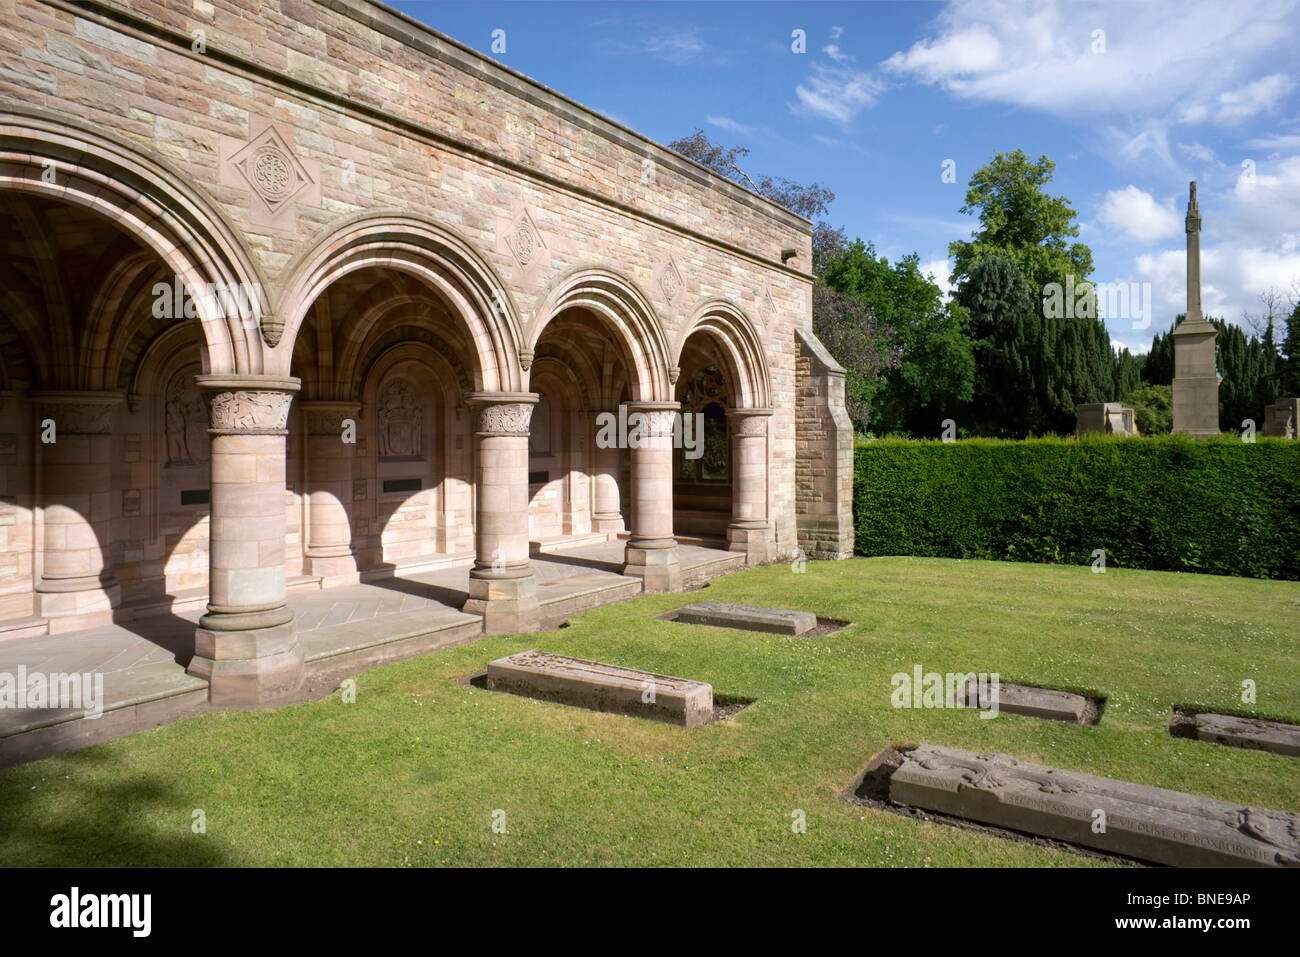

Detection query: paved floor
xmin=0 ymin=537 xmax=743 ymax=761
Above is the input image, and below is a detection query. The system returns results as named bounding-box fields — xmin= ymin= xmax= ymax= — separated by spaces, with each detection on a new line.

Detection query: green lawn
xmin=3 ymin=557 xmax=1298 ymax=867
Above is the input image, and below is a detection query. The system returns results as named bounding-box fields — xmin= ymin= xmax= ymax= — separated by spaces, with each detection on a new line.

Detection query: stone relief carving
xmin=378 ymin=378 xmax=422 ymax=457
xmin=206 ymin=390 xmax=295 ymax=432
xmin=165 ymin=372 xmax=208 ymax=467
xmin=38 ymin=401 xmax=117 ymax=435
xmin=733 ymin=412 xmax=769 ymax=436
xmin=475 ymin=402 xmax=534 ymax=435
xmin=529 ymin=393 xmax=551 ymax=455
xmin=229 ymin=127 xmax=314 ymax=215
xmin=659 ymin=256 xmax=684 ymax=302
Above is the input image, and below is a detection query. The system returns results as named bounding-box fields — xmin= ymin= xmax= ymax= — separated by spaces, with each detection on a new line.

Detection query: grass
xmin=2 ymin=556 xmax=1298 ymax=867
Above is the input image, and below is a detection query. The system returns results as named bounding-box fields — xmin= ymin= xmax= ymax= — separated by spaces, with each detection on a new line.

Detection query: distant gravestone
xmin=957 ymin=679 xmax=1093 ymax=724
xmin=1194 ymin=713 xmax=1300 ymax=757
xmin=1263 ymin=398 xmax=1299 ymax=438
xmin=888 ymin=743 xmax=1300 ymax=867
xmin=673 ymin=601 xmax=817 ymax=635
xmin=1075 ymin=402 xmax=1138 ymax=437
xmin=485 ymin=650 xmax=713 ymax=726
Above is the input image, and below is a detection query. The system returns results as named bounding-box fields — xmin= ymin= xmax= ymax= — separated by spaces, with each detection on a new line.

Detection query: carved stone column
xmin=462 ymin=392 xmax=539 ymax=634
xmin=188 ymin=375 xmax=302 ymax=706
xmin=622 ymin=400 xmax=681 ymax=592
xmin=32 ymin=391 xmax=124 ymax=631
xmin=728 ymin=407 xmax=774 ymax=565
xmin=590 ymin=410 xmax=624 ymax=537
xmin=302 ymin=401 xmax=360 ymax=587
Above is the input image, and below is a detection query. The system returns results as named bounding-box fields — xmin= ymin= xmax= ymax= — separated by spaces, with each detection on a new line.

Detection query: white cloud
xmin=921 ymin=257 xmax=954 ymax=297
xmin=1215 ymin=74 xmax=1296 ymax=122
xmin=705 ymin=114 xmax=752 ymax=135
xmin=882 ymin=0 xmax=1298 ymax=125
xmin=641 ymin=30 xmax=706 ymax=64
xmin=822 ymin=43 xmax=852 ymax=63
xmin=1097 ymin=186 xmax=1183 ymax=243
xmin=793 ymin=61 xmax=884 ymax=124
xmin=1178 ymin=142 xmax=1218 ymax=163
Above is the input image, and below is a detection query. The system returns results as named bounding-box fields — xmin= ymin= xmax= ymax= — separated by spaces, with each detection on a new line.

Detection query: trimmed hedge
xmin=853 ymin=435 xmax=1300 ymax=580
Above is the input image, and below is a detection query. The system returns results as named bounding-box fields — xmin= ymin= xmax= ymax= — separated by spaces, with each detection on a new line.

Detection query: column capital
xmin=30 ymin=390 xmax=124 ymax=434
xmin=465 ymin=390 xmax=538 ymax=435
xmin=730 ymin=406 xmax=774 ymax=436
xmin=196 ymin=375 xmax=300 ymax=435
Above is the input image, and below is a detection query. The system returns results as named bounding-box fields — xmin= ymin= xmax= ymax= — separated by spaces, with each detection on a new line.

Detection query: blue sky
xmin=391 ymin=0 xmax=1300 ymax=353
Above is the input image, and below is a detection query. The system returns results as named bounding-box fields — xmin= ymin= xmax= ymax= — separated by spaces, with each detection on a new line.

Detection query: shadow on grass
xmin=0 ymin=745 xmax=232 ymax=867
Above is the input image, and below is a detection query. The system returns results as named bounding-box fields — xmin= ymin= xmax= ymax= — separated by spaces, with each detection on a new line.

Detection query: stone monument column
xmin=463 ymin=392 xmax=539 ymax=633
xmin=32 ymin=391 xmax=124 ymax=631
xmin=590 ymin=409 xmax=624 ymax=537
xmin=302 ymin=401 xmax=361 ymax=586
xmin=189 ymin=375 xmax=302 ymax=706
xmin=727 ymin=407 xmax=774 ymax=565
xmin=622 ymin=400 xmax=682 ymax=592
xmin=1172 ymin=181 xmax=1220 ymax=436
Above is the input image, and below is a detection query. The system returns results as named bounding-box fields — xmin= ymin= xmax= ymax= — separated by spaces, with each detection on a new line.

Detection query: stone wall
xmin=794 ymin=330 xmax=853 ymax=560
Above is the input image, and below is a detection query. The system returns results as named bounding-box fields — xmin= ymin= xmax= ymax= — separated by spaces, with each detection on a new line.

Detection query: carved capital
xmin=466 ymin=391 xmax=538 ymax=436
xmin=624 ymin=401 xmax=681 ymax=437
xmin=731 ymin=407 xmax=774 ymax=437
xmin=196 ymin=375 xmax=300 ymax=434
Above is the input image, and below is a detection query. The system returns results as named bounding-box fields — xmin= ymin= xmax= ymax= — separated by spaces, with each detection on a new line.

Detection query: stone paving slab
xmin=673 ymin=601 xmax=817 ymax=635
xmin=1194 ymin=713 xmax=1300 ymax=757
xmin=485 ymin=650 xmax=713 ymax=726
xmin=888 ymin=743 xmax=1300 ymax=867
xmin=957 ymin=678 xmax=1093 ymax=723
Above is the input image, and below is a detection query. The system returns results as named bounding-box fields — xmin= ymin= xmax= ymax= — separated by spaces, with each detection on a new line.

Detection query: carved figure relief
xmin=165 ymin=371 xmax=208 ymax=467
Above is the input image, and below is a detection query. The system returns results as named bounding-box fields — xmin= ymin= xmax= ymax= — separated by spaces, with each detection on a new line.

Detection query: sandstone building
xmin=0 ymin=0 xmax=853 ymax=705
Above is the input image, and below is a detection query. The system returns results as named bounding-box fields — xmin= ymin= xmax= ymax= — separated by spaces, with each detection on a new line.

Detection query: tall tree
xmin=820 ymin=239 xmax=974 ymax=434
xmin=810 ymin=284 xmax=899 ymax=431
xmin=1281 ymin=300 xmax=1300 ymax=398
xmin=955 ymin=254 xmax=1048 ymax=436
xmin=948 ymin=150 xmax=1093 ymax=295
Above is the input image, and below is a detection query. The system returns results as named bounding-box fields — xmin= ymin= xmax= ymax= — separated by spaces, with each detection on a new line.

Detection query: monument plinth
xmin=1171 ymin=181 xmax=1220 ymax=436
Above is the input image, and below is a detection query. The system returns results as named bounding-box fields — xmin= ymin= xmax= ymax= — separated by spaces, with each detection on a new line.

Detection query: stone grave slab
xmin=888 ymin=743 xmax=1300 ymax=867
xmin=485 ymin=650 xmax=713 ymax=726
xmin=1194 ymin=713 xmax=1300 ymax=758
xmin=956 ymin=678 xmax=1092 ymax=724
xmin=673 ymin=601 xmax=817 ymax=635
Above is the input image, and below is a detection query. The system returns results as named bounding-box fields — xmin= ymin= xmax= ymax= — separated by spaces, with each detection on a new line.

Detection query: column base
xmin=727 ymin=522 xmax=774 ymax=566
xmin=592 ymin=513 xmax=626 ymax=539
xmin=35 ymin=579 xmax=121 ymax=633
xmin=188 ymin=607 xmax=303 ymax=707
xmin=623 ymin=540 xmax=682 ymax=593
xmin=304 ymin=552 xmax=361 ymax=588
xmin=462 ymin=568 xmax=539 ymax=635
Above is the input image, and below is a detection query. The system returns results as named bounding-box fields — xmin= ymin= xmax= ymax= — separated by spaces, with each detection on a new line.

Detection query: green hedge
xmin=853 ymin=435 xmax=1300 ymax=580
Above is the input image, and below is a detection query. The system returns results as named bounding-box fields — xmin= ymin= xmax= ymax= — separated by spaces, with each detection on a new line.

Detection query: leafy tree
xmin=1281 ymin=300 xmax=1300 ymax=398
xmin=820 ymin=240 xmax=973 ymax=434
xmin=949 ymin=150 xmax=1093 ymax=296
xmin=810 ymin=284 xmax=899 ymax=431
xmin=668 ymin=128 xmax=842 ymax=274
xmin=1122 ymin=383 xmax=1173 ymax=434
xmin=955 ymin=254 xmax=1047 ymax=436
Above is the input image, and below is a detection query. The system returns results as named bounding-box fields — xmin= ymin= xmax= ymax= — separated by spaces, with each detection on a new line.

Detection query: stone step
xmin=887 ymin=743 xmax=1300 ymax=867
xmin=0 ymin=616 xmax=48 ymax=643
xmin=485 ymin=650 xmax=713 ymax=726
